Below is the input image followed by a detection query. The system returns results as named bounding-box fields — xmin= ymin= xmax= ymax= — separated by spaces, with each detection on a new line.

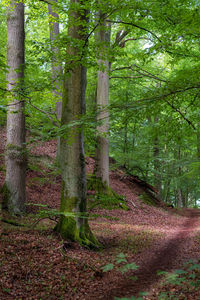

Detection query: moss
xmin=5 ymin=143 xmax=27 ymax=165
xmin=87 ymin=175 xmax=129 ymax=210
xmin=1 ymin=183 xmax=10 ymax=210
xmin=55 ymin=215 xmax=101 ymax=249
xmin=139 ymin=192 xmax=156 ymax=206
xmin=88 ymin=193 xmax=129 ymax=210
xmin=56 ymin=183 xmax=101 ymax=249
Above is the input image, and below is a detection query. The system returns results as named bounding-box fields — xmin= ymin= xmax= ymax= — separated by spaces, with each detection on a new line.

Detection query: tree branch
xmin=107 ymin=20 xmax=162 ymax=42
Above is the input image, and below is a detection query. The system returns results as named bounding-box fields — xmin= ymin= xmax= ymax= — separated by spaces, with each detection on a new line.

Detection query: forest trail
xmin=104 ymin=209 xmax=200 ymax=299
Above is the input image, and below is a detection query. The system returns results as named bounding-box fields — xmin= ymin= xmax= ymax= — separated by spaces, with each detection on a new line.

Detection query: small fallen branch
xmin=31 ymin=215 xmax=58 ymax=228
xmin=130 ymin=200 xmax=137 ymax=208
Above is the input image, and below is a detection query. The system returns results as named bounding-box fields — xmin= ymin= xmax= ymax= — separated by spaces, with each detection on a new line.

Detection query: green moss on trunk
xmin=1 ymin=183 xmax=10 ymax=210
xmin=55 ymin=183 xmax=100 ymax=249
xmin=55 ymin=215 xmax=100 ymax=249
xmin=87 ymin=175 xmax=129 ymax=210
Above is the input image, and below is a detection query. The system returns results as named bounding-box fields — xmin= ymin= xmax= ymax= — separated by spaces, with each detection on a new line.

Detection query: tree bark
xmin=48 ymin=0 xmax=62 ymax=102
xmin=55 ymin=0 xmax=99 ymax=248
xmin=2 ymin=0 xmax=26 ymax=215
xmin=94 ymin=11 xmax=111 ymax=187
xmin=153 ymin=117 xmax=162 ymax=198
xmin=48 ymin=0 xmax=63 ymax=162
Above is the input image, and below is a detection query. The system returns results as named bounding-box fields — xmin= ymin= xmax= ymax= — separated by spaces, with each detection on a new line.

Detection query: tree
xmin=55 ymin=0 xmax=99 ymax=248
xmin=2 ymin=0 xmax=26 ymax=215
xmin=94 ymin=9 xmax=110 ymax=187
xmin=48 ymin=0 xmax=63 ymax=161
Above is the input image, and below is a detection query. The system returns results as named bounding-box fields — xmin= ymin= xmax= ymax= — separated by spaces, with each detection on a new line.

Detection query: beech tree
xmin=2 ymin=0 xmax=26 ymax=215
xmin=48 ymin=0 xmax=62 ymax=106
xmin=55 ymin=0 xmax=99 ymax=247
xmin=94 ymin=10 xmax=110 ymax=187
xmin=48 ymin=0 xmax=63 ymax=161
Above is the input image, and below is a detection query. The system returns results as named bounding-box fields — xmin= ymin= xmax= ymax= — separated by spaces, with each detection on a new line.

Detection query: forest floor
xmin=0 ymin=129 xmax=200 ymax=300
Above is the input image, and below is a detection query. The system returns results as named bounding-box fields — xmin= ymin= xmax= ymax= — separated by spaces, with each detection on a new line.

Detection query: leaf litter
xmin=0 ymin=130 xmax=200 ymax=299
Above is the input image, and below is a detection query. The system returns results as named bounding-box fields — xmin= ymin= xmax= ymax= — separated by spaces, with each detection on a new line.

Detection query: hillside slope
xmin=0 ymin=131 xmax=200 ymax=299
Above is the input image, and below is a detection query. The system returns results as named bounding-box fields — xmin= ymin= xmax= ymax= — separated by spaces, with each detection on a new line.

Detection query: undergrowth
xmin=156 ymin=259 xmax=200 ymax=299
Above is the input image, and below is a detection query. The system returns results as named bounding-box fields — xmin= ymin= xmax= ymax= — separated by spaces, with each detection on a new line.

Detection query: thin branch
xmin=107 ymin=19 xmax=162 ymax=42
xmin=27 ymin=100 xmax=59 ymax=127
xmin=111 ymin=65 xmax=134 ymax=72
xmin=164 ymin=99 xmax=196 ymax=130
xmin=0 ymin=86 xmax=60 ymax=126
xmin=110 ymin=76 xmax=143 ymax=79
xmin=133 ymin=64 xmax=167 ymax=82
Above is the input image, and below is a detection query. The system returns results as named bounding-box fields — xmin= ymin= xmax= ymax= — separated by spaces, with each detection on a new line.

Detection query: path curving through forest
xmin=103 ymin=209 xmax=200 ymax=299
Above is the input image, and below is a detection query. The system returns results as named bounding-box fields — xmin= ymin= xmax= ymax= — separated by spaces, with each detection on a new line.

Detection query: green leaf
xmin=120 ymin=263 xmax=139 ymax=274
xmin=138 ymin=291 xmax=149 ymax=296
xmin=115 ymin=253 xmax=127 ymax=263
xmin=102 ymin=263 xmax=114 ymax=272
xmin=116 ymin=258 xmax=127 ymax=264
xmin=188 ymin=263 xmax=200 ymax=271
xmin=174 ymin=269 xmax=187 ymax=274
xmin=157 ymin=270 xmax=168 ymax=276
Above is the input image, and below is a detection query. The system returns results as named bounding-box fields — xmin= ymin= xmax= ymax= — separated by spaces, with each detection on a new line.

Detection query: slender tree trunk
xmin=48 ymin=0 xmax=62 ymax=101
xmin=2 ymin=0 xmax=26 ymax=215
xmin=153 ymin=117 xmax=162 ymax=198
xmin=94 ymin=11 xmax=110 ymax=187
xmin=123 ymin=92 xmax=129 ymax=169
xmin=177 ymin=143 xmax=182 ymax=208
xmin=55 ymin=0 xmax=99 ymax=248
xmin=48 ymin=0 xmax=63 ymax=161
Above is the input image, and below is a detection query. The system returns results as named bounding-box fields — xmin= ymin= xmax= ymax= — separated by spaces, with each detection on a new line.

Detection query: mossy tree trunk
xmin=2 ymin=0 xmax=26 ymax=215
xmin=55 ymin=0 xmax=99 ymax=248
xmin=94 ymin=9 xmax=111 ymax=187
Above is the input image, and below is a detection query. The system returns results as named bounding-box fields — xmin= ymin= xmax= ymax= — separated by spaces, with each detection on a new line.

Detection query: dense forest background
xmin=1 ymin=0 xmax=200 ymax=209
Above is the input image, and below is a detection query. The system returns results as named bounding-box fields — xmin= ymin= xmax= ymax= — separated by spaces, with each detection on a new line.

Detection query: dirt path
xmin=103 ymin=209 xmax=200 ymax=299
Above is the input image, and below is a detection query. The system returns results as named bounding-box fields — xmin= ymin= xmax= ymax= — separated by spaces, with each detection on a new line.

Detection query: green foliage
xmin=102 ymin=253 xmax=139 ymax=274
xmin=114 ymin=292 xmax=149 ymax=300
xmin=1 ymin=0 xmax=200 ymax=214
xmin=102 ymin=254 xmax=148 ymax=300
xmin=157 ymin=259 xmax=200 ymax=299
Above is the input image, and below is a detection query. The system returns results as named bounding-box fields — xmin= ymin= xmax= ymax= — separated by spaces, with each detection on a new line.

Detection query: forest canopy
xmin=1 ymin=0 xmax=200 ymax=212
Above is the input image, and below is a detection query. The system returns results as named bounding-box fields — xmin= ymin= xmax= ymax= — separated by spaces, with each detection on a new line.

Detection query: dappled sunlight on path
xmin=104 ymin=209 xmax=200 ymax=299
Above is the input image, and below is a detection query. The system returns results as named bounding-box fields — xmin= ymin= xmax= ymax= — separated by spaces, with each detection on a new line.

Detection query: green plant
xmin=114 ymin=292 xmax=149 ymax=300
xmin=102 ymin=256 xmax=148 ymax=299
xmin=102 ymin=253 xmax=139 ymax=274
xmin=156 ymin=259 xmax=200 ymax=299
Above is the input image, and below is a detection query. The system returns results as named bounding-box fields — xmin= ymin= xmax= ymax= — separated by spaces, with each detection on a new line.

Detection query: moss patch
xmin=87 ymin=175 xmax=129 ymax=210
xmin=88 ymin=192 xmax=129 ymax=210
xmin=139 ymin=192 xmax=156 ymax=206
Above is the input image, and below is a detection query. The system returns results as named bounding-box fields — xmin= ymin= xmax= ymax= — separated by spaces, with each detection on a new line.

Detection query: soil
xmin=0 ymin=128 xmax=200 ymax=300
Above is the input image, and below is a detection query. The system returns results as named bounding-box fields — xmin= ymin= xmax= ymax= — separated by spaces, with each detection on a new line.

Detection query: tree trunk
xmin=153 ymin=117 xmax=162 ymax=198
xmin=48 ymin=0 xmax=62 ymax=101
xmin=94 ymin=11 xmax=110 ymax=187
xmin=48 ymin=0 xmax=63 ymax=162
xmin=177 ymin=188 xmax=183 ymax=208
xmin=55 ymin=0 xmax=99 ymax=248
xmin=177 ymin=143 xmax=182 ymax=208
xmin=2 ymin=0 xmax=26 ymax=215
